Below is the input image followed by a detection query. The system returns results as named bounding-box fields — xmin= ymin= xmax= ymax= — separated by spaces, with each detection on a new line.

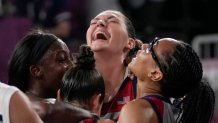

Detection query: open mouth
xmin=93 ymin=32 xmax=108 ymax=41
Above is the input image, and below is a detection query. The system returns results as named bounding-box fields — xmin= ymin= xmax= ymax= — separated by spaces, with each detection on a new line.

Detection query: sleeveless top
xmin=142 ymin=95 xmax=175 ymax=123
xmin=101 ymin=77 xmax=137 ymax=121
xmin=82 ymin=76 xmax=137 ymax=123
xmin=0 ymin=82 xmax=19 ymax=123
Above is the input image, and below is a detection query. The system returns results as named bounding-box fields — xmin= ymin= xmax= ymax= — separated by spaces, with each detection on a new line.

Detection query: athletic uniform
xmin=142 ymin=95 xmax=175 ymax=123
xmin=101 ymin=76 xmax=137 ymax=121
xmin=81 ymin=76 xmax=137 ymax=123
xmin=0 ymin=82 xmax=19 ymax=123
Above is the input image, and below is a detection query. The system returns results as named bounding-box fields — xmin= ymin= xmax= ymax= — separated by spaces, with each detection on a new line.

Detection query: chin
xmin=90 ymin=44 xmax=107 ymax=52
xmin=90 ymin=45 xmax=100 ymax=51
xmin=127 ymin=63 xmax=133 ymax=70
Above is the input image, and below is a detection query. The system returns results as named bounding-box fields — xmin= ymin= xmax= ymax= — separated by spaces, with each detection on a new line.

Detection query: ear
xmin=90 ymin=94 xmax=102 ymax=115
xmin=30 ymin=65 xmax=43 ymax=79
xmin=148 ymin=70 xmax=163 ymax=82
xmin=126 ymin=38 xmax=135 ymax=49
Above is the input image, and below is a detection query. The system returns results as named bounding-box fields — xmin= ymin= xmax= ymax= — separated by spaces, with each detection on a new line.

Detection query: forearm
xmin=32 ymin=101 xmax=97 ymax=123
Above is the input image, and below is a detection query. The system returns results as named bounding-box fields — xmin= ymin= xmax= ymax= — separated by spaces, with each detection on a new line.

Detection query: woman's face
xmin=39 ymin=39 xmax=73 ymax=92
xmin=86 ymin=10 xmax=130 ymax=54
xmin=128 ymin=43 xmax=157 ymax=80
xmin=128 ymin=38 xmax=177 ymax=81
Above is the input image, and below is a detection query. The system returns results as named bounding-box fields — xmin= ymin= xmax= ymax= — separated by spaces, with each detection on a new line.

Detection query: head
xmin=129 ymin=37 xmax=215 ymax=123
xmin=86 ymin=10 xmax=135 ymax=57
xmin=8 ymin=29 xmax=73 ymax=96
xmin=59 ymin=45 xmax=105 ymax=115
xmin=129 ymin=37 xmax=204 ymax=97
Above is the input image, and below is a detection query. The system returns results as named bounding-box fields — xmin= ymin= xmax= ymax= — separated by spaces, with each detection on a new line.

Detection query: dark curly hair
xmin=60 ymin=45 xmax=105 ymax=109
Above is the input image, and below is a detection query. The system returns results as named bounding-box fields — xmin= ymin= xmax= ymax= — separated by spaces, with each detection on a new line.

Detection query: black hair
xmin=8 ymin=29 xmax=59 ymax=92
xmin=124 ymin=39 xmax=143 ymax=66
xmin=158 ymin=40 xmax=215 ymax=123
xmin=60 ymin=45 xmax=105 ymax=109
xmin=123 ymin=14 xmax=136 ymax=39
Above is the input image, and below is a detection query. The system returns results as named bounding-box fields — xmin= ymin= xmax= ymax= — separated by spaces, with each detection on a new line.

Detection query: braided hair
xmin=158 ymin=40 xmax=215 ymax=123
xmin=60 ymin=45 xmax=105 ymax=108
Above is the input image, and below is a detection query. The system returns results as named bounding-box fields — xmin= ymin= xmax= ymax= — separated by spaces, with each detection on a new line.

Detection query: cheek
xmin=45 ymin=64 xmax=66 ymax=89
xmin=129 ymin=57 xmax=147 ymax=77
xmin=86 ymin=27 xmax=93 ymax=45
xmin=51 ymin=65 xmax=66 ymax=80
xmin=112 ymin=28 xmax=129 ymax=44
xmin=128 ymin=59 xmax=139 ymax=74
xmin=112 ymin=26 xmax=128 ymax=38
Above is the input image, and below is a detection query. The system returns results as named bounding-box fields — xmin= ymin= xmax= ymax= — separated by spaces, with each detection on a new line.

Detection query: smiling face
xmin=38 ymin=39 xmax=73 ymax=93
xmin=129 ymin=38 xmax=205 ymax=98
xmin=128 ymin=38 xmax=177 ymax=81
xmin=86 ymin=10 xmax=131 ymax=54
xmin=128 ymin=43 xmax=158 ymax=81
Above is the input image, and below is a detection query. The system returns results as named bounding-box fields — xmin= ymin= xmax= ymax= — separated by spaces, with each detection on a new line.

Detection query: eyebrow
xmin=93 ymin=15 xmax=119 ymax=21
xmin=107 ymin=15 xmax=117 ymax=20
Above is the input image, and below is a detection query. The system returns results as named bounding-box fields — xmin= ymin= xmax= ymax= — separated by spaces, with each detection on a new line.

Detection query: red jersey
xmin=101 ymin=77 xmax=137 ymax=121
xmin=142 ymin=95 xmax=175 ymax=123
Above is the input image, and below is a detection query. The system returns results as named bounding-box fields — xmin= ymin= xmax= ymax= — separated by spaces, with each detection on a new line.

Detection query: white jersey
xmin=0 ymin=82 xmax=19 ymax=123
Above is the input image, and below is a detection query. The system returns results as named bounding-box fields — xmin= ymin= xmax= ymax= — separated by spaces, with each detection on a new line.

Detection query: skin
xmin=86 ymin=10 xmax=135 ymax=102
xmin=118 ymin=99 xmax=159 ymax=123
xmin=26 ymin=39 xmax=73 ymax=101
xmin=57 ymin=89 xmax=115 ymax=123
xmin=9 ymin=33 xmax=96 ymax=123
xmin=9 ymin=90 xmax=43 ymax=123
xmin=118 ymin=38 xmax=177 ymax=123
xmin=86 ymin=11 xmax=130 ymax=53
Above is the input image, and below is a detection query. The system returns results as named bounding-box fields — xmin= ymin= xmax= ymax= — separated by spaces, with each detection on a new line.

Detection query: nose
xmin=65 ymin=59 xmax=74 ymax=71
xmin=136 ymin=49 xmax=142 ymax=56
xmin=141 ymin=44 xmax=148 ymax=51
xmin=97 ymin=19 xmax=106 ymax=27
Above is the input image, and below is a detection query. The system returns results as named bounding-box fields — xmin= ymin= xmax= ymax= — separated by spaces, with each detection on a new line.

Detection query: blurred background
xmin=0 ymin=0 xmax=217 ymax=122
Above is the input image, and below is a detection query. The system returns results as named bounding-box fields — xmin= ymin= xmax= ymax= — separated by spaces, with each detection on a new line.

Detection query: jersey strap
xmin=142 ymin=95 xmax=171 ymax=123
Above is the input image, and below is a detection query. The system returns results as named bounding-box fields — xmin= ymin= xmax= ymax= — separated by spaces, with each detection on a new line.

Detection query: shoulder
xmin=118 ymin=99 xmax=159 ymax=123
xmin=97 ymin=119 xmax=115 ymax=123
xmin=10 ymin=90 xmax=43 ymax=123
xmin=0 ymin=82 xmax=18 ymax=93
xmin=120 ymin=99 xmax=153 ymax=115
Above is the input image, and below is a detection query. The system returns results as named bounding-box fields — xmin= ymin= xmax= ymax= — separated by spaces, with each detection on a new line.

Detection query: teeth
xmin=94 ymin=31 xmax=107 ymax=40
xmin=96 ymin=31 xmax=105 ymax=36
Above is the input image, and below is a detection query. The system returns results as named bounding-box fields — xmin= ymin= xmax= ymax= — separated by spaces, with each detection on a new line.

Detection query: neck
xmin=26 ymin=80 xmax=56 ymax=101
xmin=94 ymin=52 xmax=126 ymax=102
xmin=70 ymin=101 xmax=88 ymax=110
xmin=136 ymin=79 xmax=161 ymax=98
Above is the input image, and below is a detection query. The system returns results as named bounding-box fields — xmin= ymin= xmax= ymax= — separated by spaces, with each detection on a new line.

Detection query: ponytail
xmin=178 ymin=81 xmax=215 ymax=123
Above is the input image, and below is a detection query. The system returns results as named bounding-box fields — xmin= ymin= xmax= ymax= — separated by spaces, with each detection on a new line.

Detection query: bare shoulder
xmin=97 ymin=119 xmax=115 ymax=123
xmin=10 ymin=90 xmax=43 ymax=123
xmin=118 ymin=99 xmax=159 ymax=123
